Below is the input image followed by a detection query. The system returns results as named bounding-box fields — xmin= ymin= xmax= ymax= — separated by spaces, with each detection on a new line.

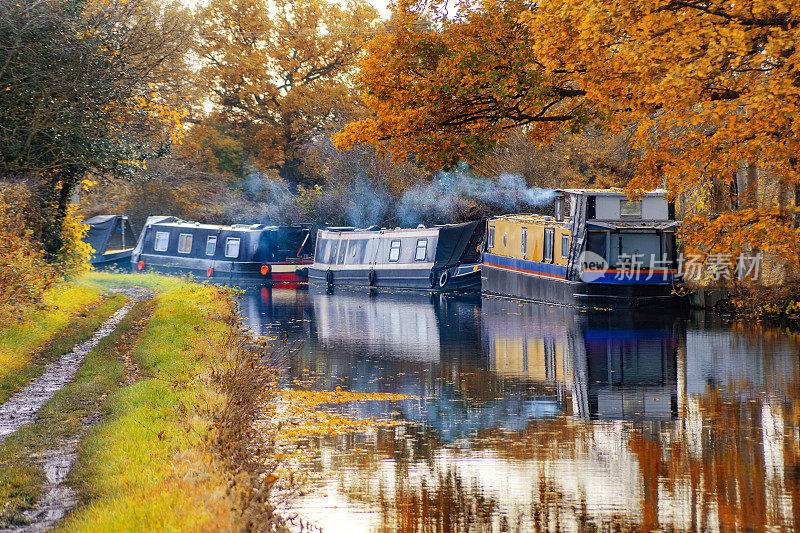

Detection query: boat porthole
xmin=206 ymin=267 xmax=214 ymax=277
xmin=438 ymin=271 xmax=449 ymax=288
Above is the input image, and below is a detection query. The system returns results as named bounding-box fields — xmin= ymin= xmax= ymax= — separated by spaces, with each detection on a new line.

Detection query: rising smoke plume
xmin=227 ymin=160 xmax=554 ymax=228
xmin=397 ymin=163 xmax=556 ymax=227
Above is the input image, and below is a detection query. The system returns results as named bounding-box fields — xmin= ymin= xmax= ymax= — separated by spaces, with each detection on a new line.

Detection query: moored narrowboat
xmin=482 ymin=189 xmax=684 ymax=308
xmin=131 ymin=216 xmax=313 ymax=282
xmin=83 ymin=215 xmax=137 ymax=268
xmin=308 ymin=221 xmax=484 ymax=291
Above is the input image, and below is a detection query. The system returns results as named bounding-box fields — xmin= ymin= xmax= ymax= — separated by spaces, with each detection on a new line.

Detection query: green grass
xmin=0 ymin=298 xmax=154 ymax=526
xmin=0 ymin=284 xmax=125 ymax=405
xmin=83 ymin=271 xmax=210 ymax=293
xmin=59 ymin=275 xmax=240 ymax=531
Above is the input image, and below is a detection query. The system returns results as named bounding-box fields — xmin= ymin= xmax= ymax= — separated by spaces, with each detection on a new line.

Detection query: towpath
xmin=0 ymin=286 xmax=153 ymax=532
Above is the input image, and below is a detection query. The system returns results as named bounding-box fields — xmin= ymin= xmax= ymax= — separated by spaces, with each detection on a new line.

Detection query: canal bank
xmin=0 ymin=273 xmax=285 ymax=531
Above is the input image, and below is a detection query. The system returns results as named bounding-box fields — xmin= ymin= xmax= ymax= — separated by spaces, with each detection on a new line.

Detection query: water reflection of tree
xmin=375 ymin=469 xmax=499 ymax=533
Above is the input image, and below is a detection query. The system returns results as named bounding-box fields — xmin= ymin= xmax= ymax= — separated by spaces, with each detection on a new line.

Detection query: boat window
xmin=561 ymin=234 xmax=569 ymax=258
xmin=620 ymin=199 xmax=642 ymax=218
xmin=488 ymin=226 xmax=495 ymax=249
xmin=586 ymin=231 xmax=607 ymax=261
xmin=154 ymin=231 xmax=169 ymax=252
xmin=614 ymin=233 xmax=661 ymax=267
xmin=388 ymin=240 xmax=401 ymax=262
xmin=521 ymin=228 xmax=527 ymax=255
xmin=543 ymin=228 xmax=554 ymax=262
xmin=177 ymin=234 xmax=193 ymax=254
xmin=320 ymin=240 xmax=335 ymax=263
xmin=337 ymin=241 xmax=347 ymax=264
xmin=206 ymin=236 xmax=217 ymax=256
xmin=503 ymin=232 xmax=507 ymax=246
xmin=225 ymin=237 xmax=240 ymax=258
xmin=415 ymin=239 xmax=427 ymax=261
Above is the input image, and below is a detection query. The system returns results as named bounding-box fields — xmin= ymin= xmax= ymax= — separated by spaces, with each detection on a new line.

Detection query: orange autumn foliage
xmin=195 ymin=0 xmax=379 ymax=182
xmin=340 ymin=0 xmax=800 ymax=278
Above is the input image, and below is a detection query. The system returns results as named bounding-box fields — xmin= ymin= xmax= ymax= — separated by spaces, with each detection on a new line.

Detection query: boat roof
xmin=556 ymin=188 xmax=669 ymax=197
xmin=320 ymin=223 xmax=467 ymax=234
xmin=144 ymin=216 xmax=304 ymax=232
xmin=489 ymin=214 xmax=569 ymax=226
xmin=84 ymin=214 xmax=127 ymax=225
xmin=588 ymin=220 xmax=680 ymax=230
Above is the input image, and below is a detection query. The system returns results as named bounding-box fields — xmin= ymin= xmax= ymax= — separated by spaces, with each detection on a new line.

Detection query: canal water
xmin=239 ymin=284 xmax=800 ymax=532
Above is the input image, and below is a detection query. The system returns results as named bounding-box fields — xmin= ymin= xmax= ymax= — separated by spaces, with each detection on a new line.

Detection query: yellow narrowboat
xmin=482 ymin=189 xmax=684 ymax=308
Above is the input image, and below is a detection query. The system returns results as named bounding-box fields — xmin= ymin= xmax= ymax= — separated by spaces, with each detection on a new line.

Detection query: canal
xmin=240 ymin=284 xmax=800 ymax=532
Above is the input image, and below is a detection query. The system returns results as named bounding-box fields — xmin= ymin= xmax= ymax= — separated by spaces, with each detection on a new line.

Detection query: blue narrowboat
xmin=83 ymin=215 xmax=137 ymax=267
xmin=131 ymin=216 xmax=313 ymax=282
xmin=308 ymin=221 xmax=484 ymax=291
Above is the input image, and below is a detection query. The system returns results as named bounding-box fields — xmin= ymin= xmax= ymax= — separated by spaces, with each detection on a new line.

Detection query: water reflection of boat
xmin=481 ymin=296 xmax=680 ymax=421
xmin=239 ymin=285 xmax=312 ymax=339
xmin=311 ymin=287 xmax=443 ymax=361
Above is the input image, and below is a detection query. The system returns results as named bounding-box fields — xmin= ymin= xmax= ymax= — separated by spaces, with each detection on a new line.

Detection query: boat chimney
xmin=554 ymin=194 xmax=565 ymax=222
xmin=417 ymin=224 xmax=425 ymax=229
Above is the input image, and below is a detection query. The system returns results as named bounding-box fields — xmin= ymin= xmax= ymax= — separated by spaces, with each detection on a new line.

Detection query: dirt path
xmin=0 ymin=288 xmax=151 ymax=445
xmin=0 ymin=287 xmax=154 ymax=533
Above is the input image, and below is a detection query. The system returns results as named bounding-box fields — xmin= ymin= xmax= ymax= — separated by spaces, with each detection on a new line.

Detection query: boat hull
xmin=481 ymin=262 xmax=686 ymax=310
xmin=133 ymin=253 xmax=310 ymax=282
xmin=308 ymin=264 xmax=481 ymax=292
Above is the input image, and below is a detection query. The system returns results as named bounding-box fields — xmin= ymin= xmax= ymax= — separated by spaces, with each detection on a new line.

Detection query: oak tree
xmin=195 ymin=0 xmax=379 ymax=183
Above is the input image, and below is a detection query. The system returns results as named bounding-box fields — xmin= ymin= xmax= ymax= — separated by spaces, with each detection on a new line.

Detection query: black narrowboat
xmin=308 ymin=221 xmax=484 ymax=291
xmin=131 ymin=216 xmax=313 ymax=282
xmin=83 ymin=215 xmax=137 ymax=267
xmin=482 ymin=189 xmax=685 ymax=309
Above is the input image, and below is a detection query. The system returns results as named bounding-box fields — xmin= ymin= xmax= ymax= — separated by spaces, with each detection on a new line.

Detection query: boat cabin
xmin=309 ymin=221 xmax=484 ymax=290
xmin=132 ymin=216 xmax=313 ymax=281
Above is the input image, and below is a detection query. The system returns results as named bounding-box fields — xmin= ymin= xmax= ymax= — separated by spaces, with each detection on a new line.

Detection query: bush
xmin=0 ymin=187 xmax=56 ymax=321
xmin=56 ymin=203 xmax=93 ymax=279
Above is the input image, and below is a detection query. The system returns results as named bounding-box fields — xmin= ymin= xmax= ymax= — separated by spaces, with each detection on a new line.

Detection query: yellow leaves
xmin=264 ymin=388 xmax=411 ymax=441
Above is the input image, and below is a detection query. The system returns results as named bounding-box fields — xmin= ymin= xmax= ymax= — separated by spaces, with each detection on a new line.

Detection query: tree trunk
xmin=41 ymin=170 xmax=79 ymax=262
xmin=737 ymin=162 xmax=758 ymax=209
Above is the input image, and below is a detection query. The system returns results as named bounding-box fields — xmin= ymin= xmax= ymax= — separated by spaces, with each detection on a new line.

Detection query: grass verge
xmin=0 ymin=298 xmax=154 ymax=526
xmin=0 ymin=284 xmax=125 ymax=404
xmin=59 ymin=274 xmax=279 ymax=531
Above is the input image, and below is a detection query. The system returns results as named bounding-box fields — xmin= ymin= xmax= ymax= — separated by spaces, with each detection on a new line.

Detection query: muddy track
xmin=0 ymin=288 xmax=149 ymax=444
xmin=0 ymin=287 xmax=154 ymax=533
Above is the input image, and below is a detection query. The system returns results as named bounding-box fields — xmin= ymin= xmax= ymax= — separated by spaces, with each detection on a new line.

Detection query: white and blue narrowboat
xmin=131 ymin=216 xmax=313 ymax=282
xmin=83 ymin=215 xmax=137 ymax=268
xmin=308 ymin=221 xmax=484 ymax=291
xmin=482 ymin=189 xmax=684 ymax=308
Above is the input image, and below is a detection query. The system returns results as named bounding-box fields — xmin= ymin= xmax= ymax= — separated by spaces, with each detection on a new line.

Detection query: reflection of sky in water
xmin=238 ymin=285 xmax=800 ymax=532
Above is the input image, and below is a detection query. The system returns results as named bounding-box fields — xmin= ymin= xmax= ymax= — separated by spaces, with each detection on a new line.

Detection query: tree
xmin=0 ymin=0 xmax=192 ymax=260
xmin=339 ymin=0 xmax=800 ymax=276
xmin=335 ymin=0 xmax=591 ymax=170
xmin=195 ymin=0 xmax=379 ymax=183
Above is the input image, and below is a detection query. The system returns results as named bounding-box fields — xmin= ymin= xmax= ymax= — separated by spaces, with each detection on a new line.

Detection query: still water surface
xmin=240 ymin=284 xmax=800 ymax=532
